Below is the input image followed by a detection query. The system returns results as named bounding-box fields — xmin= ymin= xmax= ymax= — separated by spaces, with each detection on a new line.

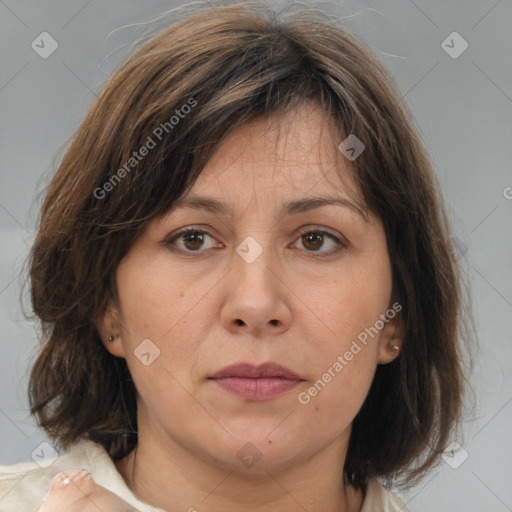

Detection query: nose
xmin=220 ymin=238 xmax=292 ymax=338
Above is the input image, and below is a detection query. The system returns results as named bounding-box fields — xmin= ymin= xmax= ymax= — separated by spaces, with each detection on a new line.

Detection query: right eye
xmin=164 ymin=227 xmax=223 ymax=253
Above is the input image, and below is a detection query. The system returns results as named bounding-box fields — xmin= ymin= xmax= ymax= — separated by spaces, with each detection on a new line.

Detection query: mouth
xmin=208 ymin=362 xmax=305 ymax=401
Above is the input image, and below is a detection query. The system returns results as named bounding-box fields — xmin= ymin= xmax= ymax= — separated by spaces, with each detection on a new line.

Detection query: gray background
xmin=1 ymin=1 xmax=511 ymax=510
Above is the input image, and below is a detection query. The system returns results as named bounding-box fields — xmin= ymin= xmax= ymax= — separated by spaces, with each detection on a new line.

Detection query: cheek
xmin=294 ymin=254 xmax=392 ymax=414
xmin=115 ymin=257 xmax=217 ymax=395
xmin=296 ymin=348 xmax=377 ymax=436
xmin=116 ymin=253 xmax=209 ymax=342
xmin=315 ymin=260 xmax=392 ymax=344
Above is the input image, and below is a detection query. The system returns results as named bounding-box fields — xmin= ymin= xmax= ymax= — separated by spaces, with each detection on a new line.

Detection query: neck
xmin=115 ymin=425 xmax=362 ymax=512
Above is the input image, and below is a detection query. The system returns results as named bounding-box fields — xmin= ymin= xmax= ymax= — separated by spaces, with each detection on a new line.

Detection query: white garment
xmin=0 ymin=438 xmax=409 ymax=511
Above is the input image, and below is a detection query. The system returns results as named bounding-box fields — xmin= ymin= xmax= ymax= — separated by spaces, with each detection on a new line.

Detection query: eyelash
xmin=163 ymin=226 xmax=348 ymax=258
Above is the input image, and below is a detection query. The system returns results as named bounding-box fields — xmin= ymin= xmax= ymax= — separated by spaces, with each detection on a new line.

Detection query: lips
xmin=208 ymin=362 xmax=304 ymax=401
xmin=209 ymin=362 xmax=302 ymax=380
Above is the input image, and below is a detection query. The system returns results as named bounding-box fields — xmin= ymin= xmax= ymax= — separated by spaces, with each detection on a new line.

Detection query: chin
xmin=201 ymin=430 xmax=309 ymax=475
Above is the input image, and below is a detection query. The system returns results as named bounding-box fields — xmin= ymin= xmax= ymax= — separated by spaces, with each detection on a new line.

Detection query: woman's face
xmin=99 ymin=103 xmax=402 ymax=473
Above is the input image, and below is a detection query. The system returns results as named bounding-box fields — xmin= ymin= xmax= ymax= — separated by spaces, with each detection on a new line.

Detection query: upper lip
xmin=209 ymin=362 xmax=303 ymax=380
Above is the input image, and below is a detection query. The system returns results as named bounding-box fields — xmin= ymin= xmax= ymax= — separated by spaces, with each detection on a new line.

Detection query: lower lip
xmin=210 ymin=377 xmax=302 ymax=400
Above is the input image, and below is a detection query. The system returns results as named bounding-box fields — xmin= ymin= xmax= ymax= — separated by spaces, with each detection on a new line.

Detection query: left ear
xmin=377 ymin=312 xmax=405 ymax=364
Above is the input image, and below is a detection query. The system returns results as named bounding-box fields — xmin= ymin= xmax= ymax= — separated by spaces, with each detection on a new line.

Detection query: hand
xmin=38 ymin=469 xmax=138 ymax=512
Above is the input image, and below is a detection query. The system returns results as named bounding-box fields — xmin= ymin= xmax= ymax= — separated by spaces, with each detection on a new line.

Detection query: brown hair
xmin=25 ymin=1 xmax=473 ymax=490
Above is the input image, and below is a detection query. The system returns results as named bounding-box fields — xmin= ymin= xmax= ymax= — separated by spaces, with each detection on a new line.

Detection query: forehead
xmin=181 ymin=103 xmax=363 ymax=211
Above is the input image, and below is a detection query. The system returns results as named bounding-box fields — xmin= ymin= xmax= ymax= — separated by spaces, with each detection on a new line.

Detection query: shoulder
xmin=0 ymin=438 xmax=163 ymax=512
xmin=0 ymin=438 xmax=96 ymax=511
xmin=361 ymin=478 xmax=410 ymax=512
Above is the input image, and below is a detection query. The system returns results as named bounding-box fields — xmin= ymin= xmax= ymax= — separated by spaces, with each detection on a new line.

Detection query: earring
xmin=390 ymin=344 xmax=400 ymax=356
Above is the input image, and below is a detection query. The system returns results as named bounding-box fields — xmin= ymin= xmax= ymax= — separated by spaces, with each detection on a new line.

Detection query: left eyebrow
xmin=172 ymin=195 xmax=369 ymax=223
xmin=281 ymin=196 xmax=369 ymax=223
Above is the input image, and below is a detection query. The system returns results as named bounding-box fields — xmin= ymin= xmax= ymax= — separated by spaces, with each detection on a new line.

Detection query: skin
xmin=96 ymin=102 xmax=404 ymax=512
xmin=38 ymin=470 xmax=135 ymax=511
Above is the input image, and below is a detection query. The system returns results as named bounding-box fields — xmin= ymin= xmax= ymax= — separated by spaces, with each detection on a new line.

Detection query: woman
xmin=0 ymin=2 xmax=470 ymax=511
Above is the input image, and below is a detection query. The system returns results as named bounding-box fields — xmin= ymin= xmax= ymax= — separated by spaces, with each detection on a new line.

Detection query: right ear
xmin=95 ymin=302 xmax=126 ymax=358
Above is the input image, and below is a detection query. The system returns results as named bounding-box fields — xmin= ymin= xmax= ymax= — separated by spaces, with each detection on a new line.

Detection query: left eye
xmin=292 ymin=229 xmax=346 ymax=255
